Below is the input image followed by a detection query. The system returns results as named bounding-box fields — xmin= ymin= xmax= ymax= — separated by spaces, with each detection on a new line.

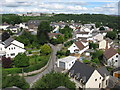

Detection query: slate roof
xmin=97 ymin=66 xmax=110 ymax=77
xmin=3 ymin=37 xmax=14 ymax=48
xmin=74 ymin=41 xmax=85 ymax=50
xmin=103 ymin=47 xmax=118 ymax=59
xmin=69 ymin=61 xmax=95 ymax=84
xmin=27 ymin=20 xmax=40 ymax=26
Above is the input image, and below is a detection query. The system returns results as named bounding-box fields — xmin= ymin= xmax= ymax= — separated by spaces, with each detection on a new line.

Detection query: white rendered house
xmin=68 ymin=41 xmax=89 ymax=54
xmin=98 ymin=40 xmax=110 ymax=50
xmin=69 ymin=61 xmax=110 ymax=89
xmin=0 ymin=37 xmax=26 ymax=58
xmin=103 ymin=47 xmax=120 ymax=67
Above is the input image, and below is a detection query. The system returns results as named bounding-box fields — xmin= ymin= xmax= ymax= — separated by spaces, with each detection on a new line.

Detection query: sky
xmin=0 ymin=0 xmax=120 ymax=15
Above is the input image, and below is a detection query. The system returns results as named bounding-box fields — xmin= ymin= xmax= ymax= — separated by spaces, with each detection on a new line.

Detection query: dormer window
xmin=116 ymin=55 xmax=118 ymax=58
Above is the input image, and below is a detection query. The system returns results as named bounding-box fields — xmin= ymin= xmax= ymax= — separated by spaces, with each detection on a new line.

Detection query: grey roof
xmin=97 ymin=66 xmax=110 ymax=77
xmin=27 ymin=20 xmax=40 ymax=26
xmin=4 ymin=37 xmax=14 ymax=48
xmin=69 ymin=61 xmax=95 ymax=84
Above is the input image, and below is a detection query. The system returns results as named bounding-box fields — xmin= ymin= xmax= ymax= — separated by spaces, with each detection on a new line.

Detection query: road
xmin=25 ymin=44 xmax=63 ymax=87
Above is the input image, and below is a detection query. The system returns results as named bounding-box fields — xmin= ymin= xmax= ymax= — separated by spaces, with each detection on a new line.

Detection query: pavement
xmin=25 ymin=44 xmax=63 ymax=87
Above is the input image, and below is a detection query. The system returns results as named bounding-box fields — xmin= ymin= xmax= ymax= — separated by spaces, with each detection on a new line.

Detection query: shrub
xmin=4 ymin=68 xmax=22 ymax=74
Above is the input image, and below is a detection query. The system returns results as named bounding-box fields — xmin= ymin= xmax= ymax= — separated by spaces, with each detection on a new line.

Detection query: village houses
xmin=0 ymin=37 xmax=26 ymax=58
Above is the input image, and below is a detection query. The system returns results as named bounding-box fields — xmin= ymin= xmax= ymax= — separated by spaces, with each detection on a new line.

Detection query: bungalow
xmin=0 ymin=37 xmax=26 ymax=58
xmin=69 ymin=61 xmax=110 ymax=89
xmin=57 ymin=56 xmax=77 ymax=70
xmin=68 ymin=41 xmax=89 ymax=54
xmin=103 ymin=47 xmax=120 ymax=67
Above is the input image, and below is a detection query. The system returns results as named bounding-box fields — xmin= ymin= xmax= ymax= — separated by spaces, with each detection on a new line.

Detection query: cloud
xmin=1 ymin=0 xmax=118 ymax=15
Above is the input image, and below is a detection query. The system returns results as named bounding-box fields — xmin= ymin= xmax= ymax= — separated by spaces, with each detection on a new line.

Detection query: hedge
xmin=4 ymin=55 xmax=50 ymax=74
xmin=4 ymin=68 xmax=22 ymax=74
xmin=23 ymin=59 xmax=48 ymax=73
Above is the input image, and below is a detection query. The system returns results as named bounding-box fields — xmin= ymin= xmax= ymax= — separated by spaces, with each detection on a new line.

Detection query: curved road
xmin=25 ymin=44 xmax=63 ymax=87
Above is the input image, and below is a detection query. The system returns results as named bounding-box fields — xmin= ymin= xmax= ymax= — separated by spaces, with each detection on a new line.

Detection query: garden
xmin=2 ymin=44 xmax=52 ymax=74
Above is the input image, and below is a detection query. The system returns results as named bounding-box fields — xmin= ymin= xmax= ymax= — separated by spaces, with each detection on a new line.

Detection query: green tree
xmin=32 ymin=72 xmax=75 ymax=90
xmin=106 ymin=31 xmax=117 ymax=40
xmin=57 ymin=35 xmax=64 ymax=44
xmin=13 ymin=53 xmax=29 ymax=68
xmin=2 ymin=70 xmax=29 ymax=89
xmin=2 ymin=32 xmax=10 ymax=41
xmin=89 ymin=42 xmax=98 ymax=50
xmin=37 ymin=21 xmax=51 ymax=44
xmin=59 ymin=26 xmax=73 ymax=40
xmin=99 ymin=26 xmax=105 ymax=31
xmin=65 ymin=50 xmax=70 ymax=56
xmin=40 ymin=44 xmax=52 ymax=55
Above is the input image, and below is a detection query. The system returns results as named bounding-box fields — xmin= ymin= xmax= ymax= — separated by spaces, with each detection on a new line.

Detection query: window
xmin=14 ymin=47 xmax=15 ymax=49
xmin=11 ymin=48 xmax=13 ymax=50
xmin=9 ymin=48 xmax=10 ymax=50
xmin=74 ymin=46 xmax=75 ymax=47
xmin=95 ymin=79 xmax=97 ymax=81
xmin=11 ymin=53 xmax=15 ymax=56
xmin=7 ymin=54 xmax=9 ymax=56
xmin=100 ymin=77 xmax=101 ymax=79
xmin=116 ymin=55 xmax=118 ymax=58
xmin=115 ymin=60 xmax=117 ymax=62
xmin=72 ymin=62 xmax=74 ymax=64
xmin=69 ymin=64 xmax=71 ymax=66
xmin=106 ymin=80 xmax=108 ymax=85
xmin=99 ymin=83 xmax=101 ymax=88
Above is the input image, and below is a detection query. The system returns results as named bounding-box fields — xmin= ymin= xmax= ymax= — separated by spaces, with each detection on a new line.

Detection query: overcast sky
xmin=0 ymin=0 xmax=119 ymax=15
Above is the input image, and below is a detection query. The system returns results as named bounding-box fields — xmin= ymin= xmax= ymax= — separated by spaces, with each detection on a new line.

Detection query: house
xmin=57 ymin=56 xmax=77 ymax=70
xmin=48 ymin=33 xmax=64 ymax=39
xmin=50 ymin=22 xmax=67 ymax=29
xmin=92 ymin=33 xmax=104 ymax=42
xmin=0 ymin=22 xmax=10 ymax=30
xmin=111 ymin=67 xmax=120 ymax=78
xmin=6 ymin=26 xmax=20 ymax=33
xmin=69 ymin=61 xmax=110 ymax=89
xmin=84 ymin=24 xmax=96 ymax=30
xmin=105 ymin=38 xmax=113 ymax=46
xmin=75 ymin=31 xmax=92 ymax=39
xmin=103 ymin=47 xmax=120 ymax=67
xmin=98 ymin=40 xmax=110 ymax=50
xmin=69 ymin=23 xmax=81 ymax=31
xmin=68 ymin=41 xmax=89 ymax=54
xmin=0 ymin=37 xmax=26 ymax=58
xmin=17 ymin=23 xmax=28 ymax=29
xmin=27 ymin=20 xmax=40 ymax=31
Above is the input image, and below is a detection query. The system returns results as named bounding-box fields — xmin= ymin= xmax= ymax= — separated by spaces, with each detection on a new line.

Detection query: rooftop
xmin=58 ymin=56 xmax=77 ymax=63
xmin=103 ymin=47 xmax=118 ymax=59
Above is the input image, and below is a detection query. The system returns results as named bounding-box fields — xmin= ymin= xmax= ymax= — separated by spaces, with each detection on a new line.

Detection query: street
xmin=25 ymin=44 xmax=63 ymax=87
